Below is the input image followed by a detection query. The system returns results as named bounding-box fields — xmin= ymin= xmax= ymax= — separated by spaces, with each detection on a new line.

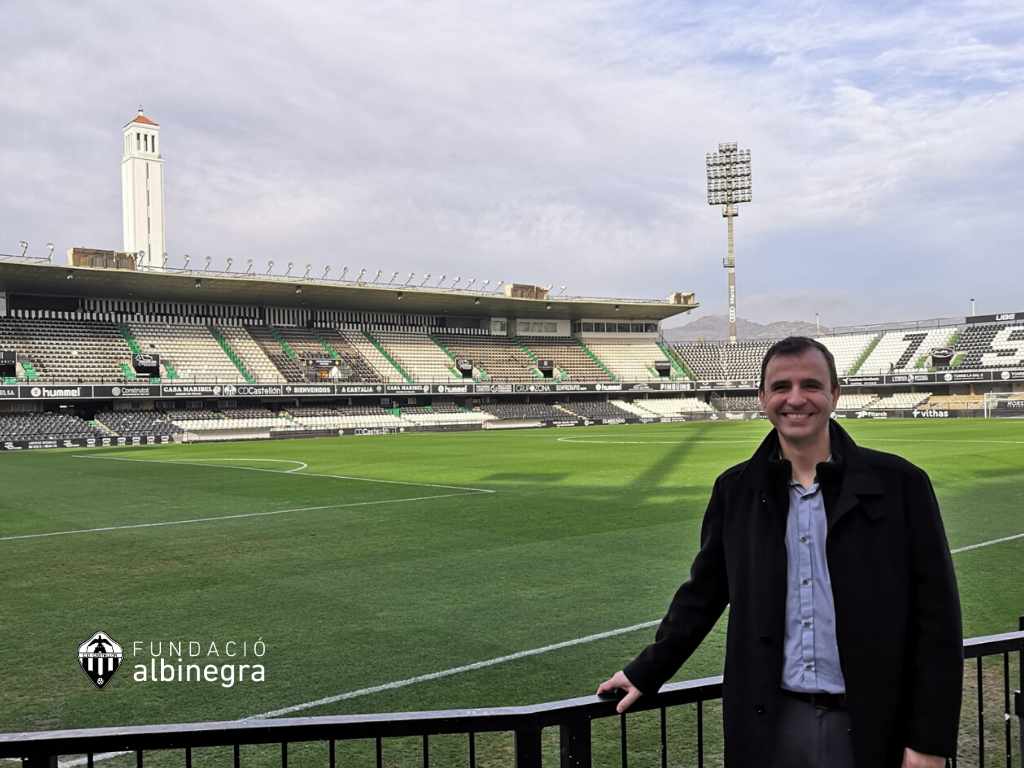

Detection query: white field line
xmin=247 ymin=619 xmax=664 ymax=720
xmin=74 ymin=454 xmax=494 ymax=492
xmin=951 ymin=532 xmax=1024 ymax=553
xmin=0 ymin=492 xmax=485 ymax=542
xmin=43 ymin=528 xmax=1024 ymax=767
xmin=557 ymin=437 xmax=761 ymax=444
xmin=558 ymin=436 xmax=1024 ymax=446
xmin=160 ymin=458 xmax=310 ymax=473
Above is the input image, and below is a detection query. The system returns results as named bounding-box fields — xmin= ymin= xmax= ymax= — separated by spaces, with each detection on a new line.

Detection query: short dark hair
xmin=759 ymin=336 xmax=839 ymax=392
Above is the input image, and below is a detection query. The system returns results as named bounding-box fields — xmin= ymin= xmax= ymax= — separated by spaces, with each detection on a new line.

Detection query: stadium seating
xmin=243 ymin=326 xmax=307 ymax=382
xmin=673 ymin=341 xmax=771 ymax=381
xmin=558 ymin=400 xmax=631 ymax=419
xmin=0 ymin=411 xmax=107 ymax=441
xmin=434 ymin=334 xmax=537 ymax=381
xmin=628 ymin=397 xmax=714 ymax=415
xmin=711 ymin=395 xmax=761 ymax=412
xmin=399 ymin=406 xmax=495 ymax=427
xmin=217 ymin=326 xmax=286 ymax=383
xmin=674 ymin=344 xmax=726 ymax=380
xmin=372 ymin=330 xmax=462 ymax=382
xmin=0 ymin=318 xmax=132 ymax=382
xmin=857 ymin=329 xmax=954 ymax=376
xmin=818 ymin=334 xmax=877 ymax=375
xmin=955 ymin=323 xmax=1024 ymax=369
xmin=918 ymin=394 xmax=982 ymax=410
xmin=314 ymin=329 xmax=386 ymax=382
xmin=583 ymin=340 xmax=676 ymax=381
xmin=722 ymin=341 xmax=772 ymax=380
xmin=834 ymin=394 xmax=877 ymax=410
xmin=866 ymin=392 xmax=932 ymax=410
xmin=338 ymin=330 xmax=406 ymax=382
xmin=95 ymin=411 xmax=183 ymax=437
xmin=170 ymin=408 xmax=299 ymax=431
xmin=128 ymin=323 xmax=245 ymax=382
xmin=480 ymin=402 xmax=570 ymax=420
xmin=288 ymin=405 xmax=409 ymax=430
xmin=517 ymin=337 xmax=612 ymax=381
xmin=571 ymin=340 xmax=666 ymax=381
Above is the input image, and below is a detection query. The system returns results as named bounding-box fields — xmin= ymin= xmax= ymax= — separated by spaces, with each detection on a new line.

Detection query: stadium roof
xmin=0 ymin=260 xmax=696 ymax=322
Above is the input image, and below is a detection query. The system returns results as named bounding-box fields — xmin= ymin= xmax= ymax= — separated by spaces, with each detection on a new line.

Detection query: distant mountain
xmin=662 ymin=314 xmax=820 ymax=342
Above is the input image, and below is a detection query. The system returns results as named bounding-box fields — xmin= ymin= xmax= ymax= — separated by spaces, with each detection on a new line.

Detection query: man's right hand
xmin=596 ymin=670 xmax=643 ymax=713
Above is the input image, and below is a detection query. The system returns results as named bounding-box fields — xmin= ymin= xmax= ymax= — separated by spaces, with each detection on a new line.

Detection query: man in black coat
xmin=599 ymin=337 xmax=962 ymax=767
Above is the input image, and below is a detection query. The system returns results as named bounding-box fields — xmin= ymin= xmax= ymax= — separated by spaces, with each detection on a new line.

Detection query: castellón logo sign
xmin=78 ymin=631 xmax=124 ymax=690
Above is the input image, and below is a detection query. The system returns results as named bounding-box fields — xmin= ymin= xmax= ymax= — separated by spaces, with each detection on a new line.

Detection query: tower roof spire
xmin=127 ymin=106 xmax=158 ymax=127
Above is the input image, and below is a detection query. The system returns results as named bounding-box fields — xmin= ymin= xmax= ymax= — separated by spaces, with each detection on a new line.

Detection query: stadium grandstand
xmin=3 ymin=255 xmax=1024 ymax=449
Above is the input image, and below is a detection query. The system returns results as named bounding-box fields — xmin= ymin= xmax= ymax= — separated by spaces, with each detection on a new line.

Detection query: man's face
xmin=758 ymin=348 xmax=839 ymax=447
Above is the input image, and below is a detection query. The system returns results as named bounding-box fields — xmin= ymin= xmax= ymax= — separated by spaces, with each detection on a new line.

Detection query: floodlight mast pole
xmin=726 ymin=204 xmax=736 ymax=343
xmin=707 ymin=143 xmax=752 ymax=344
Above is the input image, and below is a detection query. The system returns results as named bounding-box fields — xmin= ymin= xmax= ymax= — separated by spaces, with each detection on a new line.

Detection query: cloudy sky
xmin=1 ymin=0 xmax=1023 ymax=328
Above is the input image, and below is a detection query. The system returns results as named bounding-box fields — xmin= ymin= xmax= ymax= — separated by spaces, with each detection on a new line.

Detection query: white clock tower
xmin=121 ymin=107 xmax=165 ymax=270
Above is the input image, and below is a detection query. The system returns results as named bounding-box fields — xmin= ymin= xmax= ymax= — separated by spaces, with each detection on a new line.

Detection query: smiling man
xmin=599 ymin=336 xmax=962 ymax=768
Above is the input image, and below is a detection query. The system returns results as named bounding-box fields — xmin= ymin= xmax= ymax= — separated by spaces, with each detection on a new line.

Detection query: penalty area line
xmin=0 ymin=491 xmax=487 ymax=542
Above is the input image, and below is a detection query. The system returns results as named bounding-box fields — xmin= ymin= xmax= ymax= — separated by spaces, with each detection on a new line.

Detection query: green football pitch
xmin=1 ymin=419 xmax=1022 ymax=766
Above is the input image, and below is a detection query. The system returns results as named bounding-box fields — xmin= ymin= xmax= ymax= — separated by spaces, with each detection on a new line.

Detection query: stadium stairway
xmin=362 ymin=330 xmax=413 ymax=382
xmin=117 ymin=323 xmax=142 ymax=354
xmin=427 ymin=333 xmax=487 ymax=380
xmin=207 ymin=325 xmax=255 ymax=383
xmin=515 ymin=338 xmax=568 ymax=380
xmin=118 ymin=321 xmax=174 ymax=380
xmin=575 ymin=338 xmax=618 ymax=382
xmin=427 ymin=332 xmax=465 ymax=379
xmin=657 ymin=341 xmax=689 ymax=379
xmin=268 ymin=326 xmax=300 ymax=360
xmin=310 ymin=329 xmax=342 ymax=359
xmin=848 ymin=336 xmax=879 ymax=375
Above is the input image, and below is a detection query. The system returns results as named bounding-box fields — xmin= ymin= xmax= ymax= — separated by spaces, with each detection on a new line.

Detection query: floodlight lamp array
xmin=706 ymin=145 xmax=752 ymax=206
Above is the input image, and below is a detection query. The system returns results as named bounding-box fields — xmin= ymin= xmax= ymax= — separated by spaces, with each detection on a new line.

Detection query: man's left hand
xmin=903 ymin=747 xmax=946 ymax=768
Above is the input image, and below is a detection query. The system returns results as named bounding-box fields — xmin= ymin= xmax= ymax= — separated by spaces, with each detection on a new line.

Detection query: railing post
xmin=1018 ymin=615 xmax=1023 ymax=768
xmin=1014 ymin=691 xmax=1023 ymax=768
xmin=514 ymin=725 xmax=543 ymax=768
xmin=21 ymin=755 xmax=57 ymax=768
xmin=559 ymin=716 xmax=591 ymax=768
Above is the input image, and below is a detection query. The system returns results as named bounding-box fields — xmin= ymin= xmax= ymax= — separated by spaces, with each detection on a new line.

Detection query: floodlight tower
xmin=706 ymin=143 xmax=752 ymax=343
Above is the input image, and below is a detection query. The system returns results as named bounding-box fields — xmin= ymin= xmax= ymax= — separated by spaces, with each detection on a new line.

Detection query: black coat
xmin=624 ymin=420 xmax=962 ymax=767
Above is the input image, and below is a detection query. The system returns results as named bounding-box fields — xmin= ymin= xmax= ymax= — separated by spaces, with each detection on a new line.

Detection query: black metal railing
xmin=1 ymin=622 xmax=1020 ymax=768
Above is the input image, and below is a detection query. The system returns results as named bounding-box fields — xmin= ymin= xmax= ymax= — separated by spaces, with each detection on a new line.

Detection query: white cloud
xmin=1 ymin=0 xmax=1023 ymax=325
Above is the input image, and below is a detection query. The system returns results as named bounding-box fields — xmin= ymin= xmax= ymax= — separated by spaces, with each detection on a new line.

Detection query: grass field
xmin=1 ymin=419 xmax=1022 ymax=766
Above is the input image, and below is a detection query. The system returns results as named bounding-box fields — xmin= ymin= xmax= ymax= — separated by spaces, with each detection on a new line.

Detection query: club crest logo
xmin=78 ymin=631 xmax=124 ymax=690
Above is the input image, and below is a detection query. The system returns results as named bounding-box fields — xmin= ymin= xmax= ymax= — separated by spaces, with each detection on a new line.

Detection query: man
xmin=598 ymin=337 xmax=962 ymax=767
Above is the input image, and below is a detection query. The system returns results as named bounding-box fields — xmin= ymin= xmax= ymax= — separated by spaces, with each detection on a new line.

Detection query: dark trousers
xmin=771 ymin=693 xmax=855 ymax=768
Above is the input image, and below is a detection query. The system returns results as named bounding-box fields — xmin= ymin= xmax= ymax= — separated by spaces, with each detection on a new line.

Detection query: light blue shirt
xmin=781 ymin=469 xmax=846 ymax=694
